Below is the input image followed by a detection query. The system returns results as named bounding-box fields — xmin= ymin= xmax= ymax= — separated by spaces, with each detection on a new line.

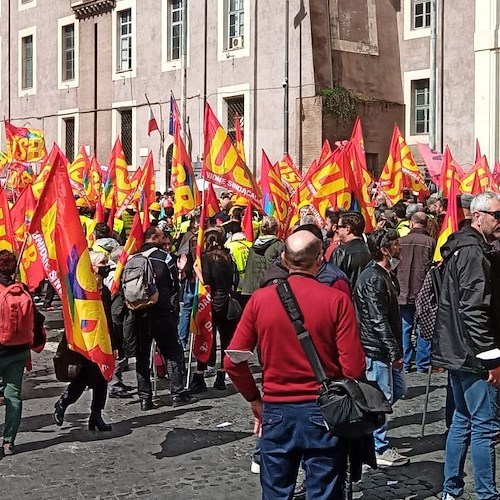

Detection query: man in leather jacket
xmin=329 ymin=212 xmax=372 ymax=290
xmin=354 ymin=229 xmax=409 ymax=467
xmin=432 ymin=192 xmax=500 ymax=500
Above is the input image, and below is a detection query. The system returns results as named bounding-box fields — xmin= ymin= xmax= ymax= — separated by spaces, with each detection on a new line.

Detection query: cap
xmin=149 ymin=202 xmax=161 ymax=211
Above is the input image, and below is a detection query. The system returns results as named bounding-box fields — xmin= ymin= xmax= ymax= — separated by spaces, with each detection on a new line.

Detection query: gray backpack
xmin=121 ymin=248 xmax=159 ymax=311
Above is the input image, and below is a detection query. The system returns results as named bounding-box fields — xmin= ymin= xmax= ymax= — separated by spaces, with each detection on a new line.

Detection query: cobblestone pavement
xmin=0 ymin=336 xmax=497 ymax=500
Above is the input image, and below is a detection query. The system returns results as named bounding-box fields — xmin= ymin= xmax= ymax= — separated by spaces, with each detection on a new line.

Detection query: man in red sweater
xmin=224 ymin=230 xmax=366 ymax=499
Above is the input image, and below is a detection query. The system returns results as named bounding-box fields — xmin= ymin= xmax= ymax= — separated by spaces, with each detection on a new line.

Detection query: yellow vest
xmin=225 ymin=237 xmax=252 ymax=291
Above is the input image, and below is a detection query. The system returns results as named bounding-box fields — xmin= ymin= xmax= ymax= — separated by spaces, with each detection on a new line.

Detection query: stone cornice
xmin=71 ymin=0 xmax=116 ymax=20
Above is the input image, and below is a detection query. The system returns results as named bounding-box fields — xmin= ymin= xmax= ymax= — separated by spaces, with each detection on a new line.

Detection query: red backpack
xmin=0 ymin=282 xmax=35 ymax=346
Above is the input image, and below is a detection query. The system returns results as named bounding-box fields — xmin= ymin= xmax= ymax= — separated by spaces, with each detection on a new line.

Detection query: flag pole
xmin=15 ymin=234 xmax=29 ymax=275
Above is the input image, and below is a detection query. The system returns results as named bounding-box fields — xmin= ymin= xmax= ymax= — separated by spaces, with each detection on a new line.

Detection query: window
xmin=366 ymin=153 xmax=380 ymax=178
xmin=62 ymin=24 xmax=75 ymax=82
xmin=118 ymin=9 xmax=132 ymax=71
xmin=412 ymin=0 xmax=431 ymax=30
xmin=225 ymin=95 xmax=244 ymax=143
xmin=64 ymin=118 xmax=75 ymax=162
xmin=168 ymin=0 xmax=183 ymax=61
xmin=21 ymin=35 xmax=33 ymax=90
xmin=227 ymin=0 xmax=244 ymax=49
xmin=120 ymin=109 xmax=133 ymax=165
xmin=412 ymin=79 xmax=430 ymax=134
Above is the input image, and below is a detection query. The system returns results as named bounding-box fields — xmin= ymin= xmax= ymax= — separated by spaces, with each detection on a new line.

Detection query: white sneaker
xmin=442 ymin=494 xmax=461 ymax=500
xmin=376 ymin=447 xmax=409 ymax=467
xmin=250 ymin=460 xmax=260 ymax=474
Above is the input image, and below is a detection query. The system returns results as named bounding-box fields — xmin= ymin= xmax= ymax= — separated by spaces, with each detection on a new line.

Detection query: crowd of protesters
xmin=1 ymin=187 xmax=499 ymax=500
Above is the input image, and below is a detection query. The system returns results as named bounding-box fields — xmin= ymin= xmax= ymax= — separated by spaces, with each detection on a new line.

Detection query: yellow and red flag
xmin=434 ymin=175 xmax=459 ymax=262
xmin=110 ymin=211 xmax=144 ymax=296
xmin=32 ymin=147 xmax=63 ymax=200
xmin=84 ymin=156 xmax=102 ymax=204
xmin=5 ymin=162 xmax=36 ymax=192
xmin=137 ymin=153 xmax=156 ymax=231
xmin=460 ymin=156 xmax=498 ymax=194
xmin=277 ymin=154 xmax=301 ymax=195
xmin=29 ymin=145 xmax=114 ymax=380
xmin=267 ymin=161 xmax=293 ymax=238
xmin=202 ymin=104 xmax=261 ymax=206
xmin=205 ymin=183 xmax=221 ymax=219
xmin=5 ymin=121 xmax=46 ymax=163
xmin=346 ymin=119 xmax=376 ymax=232
xmin=378 ymin=125 xmax=404 ymax=206
xmin=190 ymin=201 xmax=213 ymax=363
xmin=10 ymin=186 xmax=45 ymax=290
xmin=439 ymin=146 xmax=462 ymax=199
xmin=109 ymin=138 xmax=133 ymax=213
xmin=68 ymin=146 xmax=91 ymax=200
xmin=171 ymin=123 xmax=201 ymax=219
xmin=0 ymin=188 xmax=17 ymax=252
xmin=234 ymin=112 xmax=246 ymax=164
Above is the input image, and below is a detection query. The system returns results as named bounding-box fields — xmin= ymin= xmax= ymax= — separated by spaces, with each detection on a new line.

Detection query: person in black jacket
xmin=354 ymin=229 xmax=408 ymax=467
xmin=329 ymin=211 xmax=372 ymax=291
xmin=432 ymin=192 xmax=500 ymax=500
xmin=123 ymin=226 xmax=197 ymax=410
xmin=53 ymin=251 xmax=115 ymax=432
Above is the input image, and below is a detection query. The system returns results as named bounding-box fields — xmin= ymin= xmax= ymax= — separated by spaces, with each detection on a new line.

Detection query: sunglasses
xmin=480 ymin=210 xmax=500 ymax=220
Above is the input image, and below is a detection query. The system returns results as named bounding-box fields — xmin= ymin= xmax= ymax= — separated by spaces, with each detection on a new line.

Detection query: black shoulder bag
xmin=276 ymin=280 xmax=392 ymax=438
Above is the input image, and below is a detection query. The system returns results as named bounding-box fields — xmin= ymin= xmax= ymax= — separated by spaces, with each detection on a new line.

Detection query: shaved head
xmin=284 ymin=231 xmax=323 ymax=272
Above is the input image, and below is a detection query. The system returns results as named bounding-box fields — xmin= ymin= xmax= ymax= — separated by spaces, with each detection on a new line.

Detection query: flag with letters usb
xmin=29 ymin=145 xmax=114 ymax=381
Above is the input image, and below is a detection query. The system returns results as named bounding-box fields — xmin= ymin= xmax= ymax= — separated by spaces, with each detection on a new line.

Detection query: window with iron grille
xmin=62 ymin=24 xmax=75 ymax=82
xmin=118 ymin=9 xmax=132 ymax=71
xmin=412 ymin=79 xmax=430 ymax=134
xmin=22 ymin=35 xmax=33 ymax=90
xmin=412 ymin=0 xmax=431 ymax=29
xmin=225 ymin=96 xmax=244 ymax=143
xmin=120 ymin=109 xmax=133 ymax=165
xmin=168 ymin=0 xmax=183 ymax=61
xmin=366 ymin=153 xmax=379 ymax=178
xmin=64 ymin=118 xmax=75 ymax=163
xmin=227 ymin=0 xmax=244 ymax=49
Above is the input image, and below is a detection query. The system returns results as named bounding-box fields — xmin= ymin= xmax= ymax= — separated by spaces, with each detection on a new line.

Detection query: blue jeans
xmin=365 ymin=357 xmax=407 ymax=455
xmin=443 ymin=371 xmax=500 ymax=500
xmin=401 ymin=304 xmax=431 ymax=371
xmin=260 ymin=402 xmax=347 ymax=499
xmin=178 ymin=280 xmax=196 ymax=347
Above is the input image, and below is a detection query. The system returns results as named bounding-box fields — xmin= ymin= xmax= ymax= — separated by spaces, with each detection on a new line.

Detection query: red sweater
xmin=224 ymin=274 xmax=366 ymax=403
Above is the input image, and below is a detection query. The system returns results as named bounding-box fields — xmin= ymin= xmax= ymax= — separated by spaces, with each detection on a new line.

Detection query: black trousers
xmin=61 ymin=358 xmax=107 ymax=412
xmin=126 ymin=311 xmax=185 ymax=401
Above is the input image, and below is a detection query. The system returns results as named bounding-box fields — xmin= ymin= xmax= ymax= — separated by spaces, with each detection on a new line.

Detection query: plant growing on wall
xmin=320 ymin=87 xmax=358 ymax=121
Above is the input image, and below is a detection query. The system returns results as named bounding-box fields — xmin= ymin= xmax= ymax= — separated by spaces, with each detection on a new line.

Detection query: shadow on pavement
xmin=12 ymin=405 xmax=214 ymax=455
xmin=154 ymin=427 xmax=253 ymax=459
xmin=403 ymin=383 xmax=446 ymax=400
xmin=390 ymin=408 xmax=445 ymax=430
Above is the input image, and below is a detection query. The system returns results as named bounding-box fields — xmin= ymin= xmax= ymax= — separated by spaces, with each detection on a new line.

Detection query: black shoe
xmin=172 ymin=394 xmax=198 ymax=408
xmin=213 ymin=370 xmax=226 ymax=390
xmin=188 ymin=373 xmax=208 ymax=394
xmin=140 ymin=399 xmax=158 ymax=411
xmin=88 ymin=413 xmax=112 ymax=432
xmin=109 ymin=389 xmax=133 ymax=399
xmin=116 ymin=381 xmax=134 ymax=391
xmin=53 ymin=399 xmax=66 ymax=426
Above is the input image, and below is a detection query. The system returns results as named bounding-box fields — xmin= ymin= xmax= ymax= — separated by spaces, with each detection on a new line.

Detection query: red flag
xmin=439 ymin=146 xmax=462 ymax=198
xmin=494 ymin=162 xmax=500 ymax=187
xmin=202 ymin=103 xmax=262 ymax=206
xmin=0 ymin=188 xmax=18 ymax=252
xmin=205 ymin=183 xmax=221 ymax=219
xmin=243 ymin=202 xmax=254 ymax=242
xmin=139 ymin=153 xmax=156 ymax=232
xmin=434 ymin=176 xmax=459 ymax=261
xmin=475 ymin=139 xmax=482 ymax=164
xmin=29 ymin=145 xmax=114 ymax=380
xmin=148 ymin=106 xmax=159 ymax=137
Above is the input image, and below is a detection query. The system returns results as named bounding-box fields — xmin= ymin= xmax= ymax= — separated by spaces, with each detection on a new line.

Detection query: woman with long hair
xmin=189 ymin=228 xmax=238 ymax=392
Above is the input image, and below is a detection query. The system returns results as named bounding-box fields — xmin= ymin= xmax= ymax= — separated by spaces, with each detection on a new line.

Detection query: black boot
xmin=88 ymin=411 xmax=112 ymax=431
xmin=188 ymin=373 xmax=208 ymax=394
xmin=53 ymin=398 xmax=67 ymax=426
xmin=213 ymin=371 xmax=226 ymax=390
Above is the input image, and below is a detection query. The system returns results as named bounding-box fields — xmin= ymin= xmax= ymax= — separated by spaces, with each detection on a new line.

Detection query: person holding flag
xmin=53 ymin=251 xmax=115 ymax=432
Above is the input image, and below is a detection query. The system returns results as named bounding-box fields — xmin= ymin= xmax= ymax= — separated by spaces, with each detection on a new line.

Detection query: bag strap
xmin=276 ymin=280 xmax=329 ymax=386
